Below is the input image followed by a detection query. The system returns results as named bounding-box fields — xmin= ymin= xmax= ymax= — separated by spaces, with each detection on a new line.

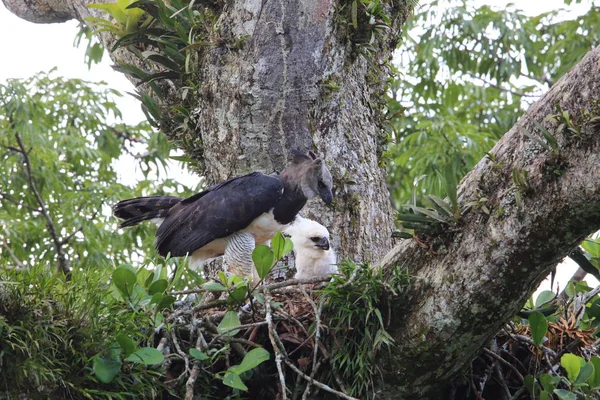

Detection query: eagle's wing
xmin=155 ymin=172 xmax=284 ymax=257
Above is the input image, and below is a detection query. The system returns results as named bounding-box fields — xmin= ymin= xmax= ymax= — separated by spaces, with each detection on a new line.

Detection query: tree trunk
xmin=5 ymin=0 xmax=600 ymax=397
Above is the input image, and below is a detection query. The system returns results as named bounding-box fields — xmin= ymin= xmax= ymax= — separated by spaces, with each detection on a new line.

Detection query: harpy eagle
xmin=113 ymin=150 xmax=333 ymax=279
xmin=283 ymin=216 xmax=337 ymax=279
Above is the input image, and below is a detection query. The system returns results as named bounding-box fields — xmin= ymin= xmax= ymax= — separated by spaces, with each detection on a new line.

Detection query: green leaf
xmin=553 ymin=389 xmax=577 ymax=400
xmin=528 ymin=311 xmax=548 ymax=347
xmin=203 ymin=281 xmax=227 ymax=292
xmin=575 ymin=362 xmax=594 ymax=385
xmin=582 ymin=239 xmax=600 ymax=258
xmin=523 ymin=375 xmax=538 ymax=396
xmin=561 ymin=353 xmax=582 ymax=382
xmin=148 ymin=279 xmax=168 ymax=295
xmin=223 ymin=371 xmax=248 ymax=391
xmin=228 ymin=282 xmax=248 ymax=304
xmin=112 ymin=266 xmax=137 ymax=299
xmin=540 ymin=391 xmax=552 ymax=400
xmin=589 ymin=356 xmax=600 ymax=388
xmin=252 ymin=245 xmax=275 ymax=280
xmin=271 ymin=232 xmax=294 ymax=261
xmin=539 ymin=373 xmax=560 ymax=393
xmin=229 ymin=348 xmax=270 ymax=375
xmin=189 ymin=348 xmax=209 ymax=361
xmin=535 ymin=290 xmax=556 ymax=307
xmin=217 ymin=310 xmax=241 ymax=336
xmin=115 ymin=333 xmax=136 ymax=356
xmin=93 ymin=356 xmax=122 ymax=383
xmin=125 ymin=347 xmax=165 ymax=365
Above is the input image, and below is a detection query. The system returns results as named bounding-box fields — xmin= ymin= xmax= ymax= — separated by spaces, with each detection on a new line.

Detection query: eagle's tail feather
xmin=113 ymin=196 xmax=182 ymax=228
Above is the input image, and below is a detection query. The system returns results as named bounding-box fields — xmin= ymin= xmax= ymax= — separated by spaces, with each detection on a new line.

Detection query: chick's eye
xmin=318 ymin=181 xmax=326 ymax=189
xmin=310 ymin=237 xmax=321 ymax=242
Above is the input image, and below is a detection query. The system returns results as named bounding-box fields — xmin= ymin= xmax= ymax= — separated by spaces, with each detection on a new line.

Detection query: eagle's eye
xmin=310 ymin=236 xmax=321 ymax=242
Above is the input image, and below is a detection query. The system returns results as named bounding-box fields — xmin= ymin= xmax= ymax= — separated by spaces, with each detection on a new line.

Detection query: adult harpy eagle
xmin=113 ymin=150 xmax=333 ymax=279
xmin=283 ymin=216 xmax=337 ymax=279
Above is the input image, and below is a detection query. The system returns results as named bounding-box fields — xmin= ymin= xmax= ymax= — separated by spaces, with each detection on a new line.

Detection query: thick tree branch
xmin=377 ymin=45 xmax=600 ymax=396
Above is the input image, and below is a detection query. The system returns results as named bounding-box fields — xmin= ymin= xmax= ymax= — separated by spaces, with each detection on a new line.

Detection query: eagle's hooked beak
xmin=319 ymin=188 xmax=333 ymax=205
xmin=312 ymin=236 xmax=330 ymax=251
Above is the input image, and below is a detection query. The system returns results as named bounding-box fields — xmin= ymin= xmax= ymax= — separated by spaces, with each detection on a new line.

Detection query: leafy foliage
xmin=0 ymin=264 xmax=167 ymax=398
xmin=319 ymin=261 xmax=411 ymax=398
xmin=386 ymin=0 xmax=600 ymax=206
xmin=0 ymin=72 xmax=192 ymax=272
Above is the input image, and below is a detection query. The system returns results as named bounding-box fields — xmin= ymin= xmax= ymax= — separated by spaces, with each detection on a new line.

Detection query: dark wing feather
xmin=113 ymin=196 xmax=182 ymax=228
xmin=155 ymin=172 xmax=284 ymax=257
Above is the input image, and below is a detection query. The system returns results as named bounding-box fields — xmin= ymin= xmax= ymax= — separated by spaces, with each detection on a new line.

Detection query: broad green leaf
xmin=115 ymin=333 xmax=136 ymax=356
xmin=540 ymin=391 xmax=552 ymax=400
xmin=528 ymin=312 xmax=548 ymax=347
xmin=575 ymin=362 xmax=594 ymax=385
xmin=93 ymin=356 xmax=122 ymax=383
xmin=523 ymin=375 xmax=538 ymax=396
xmin=561 ymin=354 xmax=582 ymax=382
xmin=157 ymin=294 xmax=176 ymax=311
xmin=189 ymin=348 xmax=209 ymax=361
xmin=554 ymin=389 xmax=577 ymax=400
xmin=589 ymin=356 xmax=600 ymax=388
xmin=217 ymin=310 xmax=241 ymax=336
xmin=271 ymin=232 xmax=294 ymax=261
xmin=229 ymin=348 xmax=270 ymax=375
xmin=125 ymin=347 xmax=164 ymax=365
xmin=539 ymin=373 xmax=560 ymax=393
xmin=148 ymin=278 xmax=168 ymax=295
xmin=252 ymin=245 xmax=275 ymax=280
xmin=535 ymin=290 xmax=556 ymax=307
xmin=228 ymin=282 xmax=248 ymax=304
xmin=112 ymin=266 xmax=137 ymax=299
xmin=582 ymin=239 xmax=600 ymax=258
xmin=203 ymin=281 xmax=227 ymax=292
xmin=223 ymin=371 xmax=248 ymax=391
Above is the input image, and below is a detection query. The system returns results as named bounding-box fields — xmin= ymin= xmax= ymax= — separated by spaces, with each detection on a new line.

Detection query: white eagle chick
xmin=284 ymin=217 xmax=337 ymax=279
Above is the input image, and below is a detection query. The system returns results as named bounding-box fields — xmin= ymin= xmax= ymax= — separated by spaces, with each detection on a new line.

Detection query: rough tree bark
xmin=5 ymin=0 xmax=600 ymax=397
xmin=377 ymin=45 xmax=600 ymax=396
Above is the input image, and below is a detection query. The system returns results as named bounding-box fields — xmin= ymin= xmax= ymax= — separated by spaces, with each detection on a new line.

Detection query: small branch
xmin=14 ymin=133 xmax=70 ymax=275
xmin=465 ymin=71 xmax=538 ymax=98
xmin=1 ymin=242 xmax=25 ymax=269
xmin=168 ymin=276 xmax=331 ymax=297
xmin=482 ymin=348 xmax=524 ymax=382
xmin=185 ymin=363 xmax=201 ymax=400
xmin=171 ymin=330 xmax=191 ymax=380
xmin=265 ymin=290 xmax=289 ymax=400
xmin=300 ymin=285 xmax=323 ymax=398
xmin=0 ymin=192 xmax=41 ymax=212
xmin=509 ymin=334 xmax=557 ymax=357
xmin=282 ymin=358 xmax=359 ymax=400
xmin=58 ymin=211 xmax=98 ymax=246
